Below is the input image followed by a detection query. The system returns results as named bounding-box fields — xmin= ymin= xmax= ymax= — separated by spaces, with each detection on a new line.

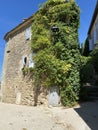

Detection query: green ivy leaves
xmin=31 ymin=0 xmax=80 ymax=106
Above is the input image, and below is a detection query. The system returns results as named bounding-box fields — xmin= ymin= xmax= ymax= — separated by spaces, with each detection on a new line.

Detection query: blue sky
xmin=0 ymin=0 xmax=97 ymax=81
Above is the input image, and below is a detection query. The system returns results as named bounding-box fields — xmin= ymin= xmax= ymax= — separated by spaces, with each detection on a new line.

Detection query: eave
xmin=4 ymin=15 xmax=34 ymax=41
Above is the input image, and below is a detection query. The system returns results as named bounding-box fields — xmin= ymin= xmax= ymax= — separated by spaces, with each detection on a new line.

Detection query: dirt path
xmin=0 ymin=101 xmax=97 ymax=130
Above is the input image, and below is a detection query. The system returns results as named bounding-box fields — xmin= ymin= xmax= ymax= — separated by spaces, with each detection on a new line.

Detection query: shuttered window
xmin=26 ymin=27 xmax=31 ymax=40
xmin=94 ymin=29 xmax=97 ymax=44
xmin=89 ymin=39 xmax=93 ymax=51
xmin=28 ymin=53 xmax=35 ymax=68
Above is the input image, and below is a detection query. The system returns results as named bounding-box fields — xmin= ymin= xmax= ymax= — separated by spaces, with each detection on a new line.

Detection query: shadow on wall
xmin=33 ymin=85 xmax=47 ymax=106
xmin=74 ymin=101 xmax=98 ymax=130
xmin=33 ymin=85 xmax=41 ymax=106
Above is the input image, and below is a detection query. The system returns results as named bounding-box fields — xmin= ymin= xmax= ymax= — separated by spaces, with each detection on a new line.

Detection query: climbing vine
xmin=31 ymin=0 xmax=80 ymax=106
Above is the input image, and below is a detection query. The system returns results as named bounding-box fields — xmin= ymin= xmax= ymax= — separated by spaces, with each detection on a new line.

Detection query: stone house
xmin=1 ymin=13 xmax=60 ymax=106
xmin=88 ymin=0 xmax=98 ymax=51
xmin=1 ymin=15 xmax=48 ymax=106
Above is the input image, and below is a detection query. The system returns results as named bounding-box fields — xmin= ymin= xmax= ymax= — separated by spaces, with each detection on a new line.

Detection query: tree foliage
xmin=90 ymin=48 xmax=98 ymax=74
xmin=31 ymin=0 xmax=80 ymax=106
xmin=80 ymin=56 xmax=93 ymax=83
xmin=82 ymin=38 xmax=90 ymax=56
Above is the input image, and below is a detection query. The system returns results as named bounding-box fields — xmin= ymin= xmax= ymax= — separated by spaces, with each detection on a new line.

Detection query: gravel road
xmin=0 ymin=101 xmax=97 ymax=130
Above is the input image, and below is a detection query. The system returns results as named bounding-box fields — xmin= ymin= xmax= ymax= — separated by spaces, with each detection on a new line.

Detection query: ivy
xmin=31 ymin=0 xmax=81 ymax=106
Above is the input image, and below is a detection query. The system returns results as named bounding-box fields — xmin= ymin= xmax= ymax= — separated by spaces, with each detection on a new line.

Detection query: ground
xmin=0 ymin=101 xmax=98 ymax=130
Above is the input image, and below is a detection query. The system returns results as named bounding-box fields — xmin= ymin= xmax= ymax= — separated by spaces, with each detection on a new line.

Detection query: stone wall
xmin=1 ymin=25 xmax=48 ymax=106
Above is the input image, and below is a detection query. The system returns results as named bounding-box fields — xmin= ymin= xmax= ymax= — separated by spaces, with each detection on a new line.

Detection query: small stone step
xmin=87 ymin=85 xmax=98 ymax=101
xmin=87 ymin=96 xmax=98 ymax=100
xmin=88 ymin=92 xmax=98 ymax=97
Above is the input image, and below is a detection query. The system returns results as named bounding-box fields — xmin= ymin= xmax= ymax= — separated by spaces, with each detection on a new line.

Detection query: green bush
xmin=80 ymin=56 xmax=93 ymax=83
xmin=22 ymin=66 xmax=28 ymax=76
xmin=82 ymin=38 xmax=90 ymax=56
xmin=60 ymin=85 xmax=79 ymax=107
xmin=90 ymin=48 xmax=98 ymax=74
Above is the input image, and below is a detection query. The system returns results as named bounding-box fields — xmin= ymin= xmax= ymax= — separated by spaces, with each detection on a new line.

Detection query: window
xmin=6 ymin=50 xmax=10 ymax=53
xmin=24 ymin=57 xmax=27 ymax=65
xmin=26 ymin=27 xmax=31 ymax=40
xmin=20 ymin=56 xmax=28 ymax=70
xmin=96 ymin=24 xmax=98 ymax=41
xmin=22 ymin=56 xmax=28 ymax=68
xmin=89 ymin=39 xmax=93 ymax=51
xmin=94 ymin=29 xmax=97 ymax=44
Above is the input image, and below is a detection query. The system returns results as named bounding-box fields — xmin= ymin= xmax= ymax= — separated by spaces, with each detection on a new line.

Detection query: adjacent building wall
xmin=88 ymin=12 xmax=98 ymax=50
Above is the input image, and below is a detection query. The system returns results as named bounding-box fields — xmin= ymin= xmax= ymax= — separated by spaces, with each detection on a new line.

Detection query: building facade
xmin=1 ymin=16 xmax=48 ymax=106
xmin=88 ymin=1 xmax=98 ymax=51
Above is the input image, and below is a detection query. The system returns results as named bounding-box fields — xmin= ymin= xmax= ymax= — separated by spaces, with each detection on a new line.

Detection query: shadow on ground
xmin=74 ymin=100 xmax=98 ymax=130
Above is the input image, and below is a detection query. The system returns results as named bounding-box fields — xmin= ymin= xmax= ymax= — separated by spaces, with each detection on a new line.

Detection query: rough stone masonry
xmin=1 ymin=15 xmax=60 ymax=107
xmin=1 ymin=17 xmax=48 ymax=106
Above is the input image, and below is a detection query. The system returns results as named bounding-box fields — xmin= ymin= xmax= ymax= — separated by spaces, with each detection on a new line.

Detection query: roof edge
xmin=4 ymin=15 xmax=34 ymax=41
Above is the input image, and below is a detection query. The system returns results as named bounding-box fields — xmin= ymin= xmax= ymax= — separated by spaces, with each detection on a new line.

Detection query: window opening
xmin=6 ymin=50 xmax=10 ymax=53
xmin=24 ymin=57 xmax=27 ymax=65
